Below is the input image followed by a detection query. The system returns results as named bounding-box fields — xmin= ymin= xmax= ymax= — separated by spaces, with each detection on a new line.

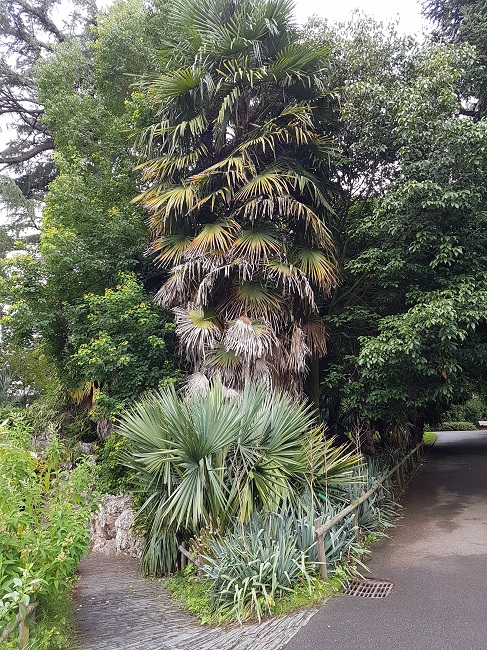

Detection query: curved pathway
xmin=284 ymin=430 xmax=487 ymax=650
xmin=72 ymin=555 xmax=319 ymax=650
xmin=74 ymin=430 xmax=487 ymax=650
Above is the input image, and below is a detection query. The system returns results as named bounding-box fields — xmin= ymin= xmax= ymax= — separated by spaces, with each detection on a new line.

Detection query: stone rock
xmin=90 ymin=494 xmax=144 ymax=558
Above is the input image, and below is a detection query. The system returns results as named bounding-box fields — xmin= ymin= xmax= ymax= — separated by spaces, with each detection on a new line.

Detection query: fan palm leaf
xmin=296 ymin=246 xmax=338 ymax=289
xmin=233 ymin=228 xmax=281 ymax=263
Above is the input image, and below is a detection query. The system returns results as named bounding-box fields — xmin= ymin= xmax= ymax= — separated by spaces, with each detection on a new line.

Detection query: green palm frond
xmin=226 ymin=280 xmax=281 ymax=321
xmin=150 ymin=233 xmax=194 ymax=265
xmin=190 ymin=154 xmax=250 ymax=187
xmin=186 ymin=219 xmax=240 ymax=256
xmin=137 ymin=183 xmax=199 ymax=226
xmin=208 ymin=343 xmax=241 ymax=368
xmin=277 ymin=195 xmax=332 ymax=247
xmin=234 ymin=170 xmax=289 ymax=202
xmin=296 ymin=246 xmax=338 ymax=289
xmin=136 ymin=145 xmax=207 ymax=182
xmin=233 ymin=228 xmax=281 ymax=263
xmin=265 ymin=44 xmax=328 ymax=83
xmin=147 ymin=67 xmax=204 ymax=101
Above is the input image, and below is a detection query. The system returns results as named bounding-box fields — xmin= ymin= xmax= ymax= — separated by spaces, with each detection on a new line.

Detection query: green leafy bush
xmin=0 ymin=416 xmax=98 ymax=646
xmin=439 ymin=421 xmax=478 ymax=430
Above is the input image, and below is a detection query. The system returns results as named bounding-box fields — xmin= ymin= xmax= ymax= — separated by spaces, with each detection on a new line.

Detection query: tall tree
xmin=0 ymin=0 xmax=178 ymax=431
xmin=135 ymin=0 xmax=338 ymax=399
xmin=423 ymin=0 xmax=487 ymax=115
xmin=304 ymin=15 xmax=487 ymax=444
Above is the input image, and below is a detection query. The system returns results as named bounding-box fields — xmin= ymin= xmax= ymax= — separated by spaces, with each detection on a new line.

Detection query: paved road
xmin=284 ymin=430 xmax=487 ymax=650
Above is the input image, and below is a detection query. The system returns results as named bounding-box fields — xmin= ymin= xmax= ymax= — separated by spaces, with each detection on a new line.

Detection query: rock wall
xmin=90 ymin=494 xmax=144 ymax=558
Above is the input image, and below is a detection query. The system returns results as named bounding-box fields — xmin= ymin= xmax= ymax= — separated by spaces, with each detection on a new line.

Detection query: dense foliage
xmin=119 ymin=381 xmax=361 ymax=575
xmin=0 ymin=415 xmax=97 ymax=647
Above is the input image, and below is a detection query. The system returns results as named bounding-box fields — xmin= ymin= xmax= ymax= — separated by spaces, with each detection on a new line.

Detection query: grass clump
xmin=423 ymin=431 xmax=438 ymax=445
xmin=164 ymin=566 xmax=215 ymax=624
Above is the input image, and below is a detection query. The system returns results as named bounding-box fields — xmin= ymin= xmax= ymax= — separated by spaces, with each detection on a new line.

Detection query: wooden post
xmin=314 ymin=518 xmax=328 ymax=580
xmin=355 ymin=491 xmax=364 ymax=543
xmin=18 ymin=611 xmax=29 ymax=650
xmin=180 ymin=542 xmax=187 ymax=570
xmin=395 ymin=465 xmax=401 ymax=489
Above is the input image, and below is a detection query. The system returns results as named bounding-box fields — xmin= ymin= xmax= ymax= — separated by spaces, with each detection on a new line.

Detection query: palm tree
xmin=119 ymin=381 xmax=361 ymax=574
xmin=135 ymin=0 xmax=338 ymax=398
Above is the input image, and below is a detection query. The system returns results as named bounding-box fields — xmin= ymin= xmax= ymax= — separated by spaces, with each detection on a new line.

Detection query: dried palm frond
xmin=174 ymin=304 xmax=222 ymax=364
xmin=302 ymin=317 xmax=327 ymax=357
xmin=265 ymin=260 xmax=317 ymax=311
xmin=182 ymin=372 xmax=211 ymax=397
xmin=223 ymin=316 xmax=274 ymax=362
xmin=287 ymin=324 xmax=309 ymax=375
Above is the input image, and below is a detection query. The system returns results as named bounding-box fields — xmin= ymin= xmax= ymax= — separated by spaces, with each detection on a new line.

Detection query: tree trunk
xmin=408 ymin=414 xmax=425 ymax=448
xmin=309 ymin=355 xmax=321 ymax=415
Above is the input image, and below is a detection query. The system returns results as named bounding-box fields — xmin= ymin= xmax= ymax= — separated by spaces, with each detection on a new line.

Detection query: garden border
xmin=314 ymin=441 xmax=424 ymax=579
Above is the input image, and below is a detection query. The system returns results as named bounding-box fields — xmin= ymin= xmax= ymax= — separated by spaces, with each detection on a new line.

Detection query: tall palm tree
xmin=135 ymin=0 xmax=338 ymax=397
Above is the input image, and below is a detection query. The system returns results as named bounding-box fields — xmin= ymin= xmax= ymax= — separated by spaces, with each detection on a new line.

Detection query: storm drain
xmin=344 ymin=580 xmax=393 ymax=598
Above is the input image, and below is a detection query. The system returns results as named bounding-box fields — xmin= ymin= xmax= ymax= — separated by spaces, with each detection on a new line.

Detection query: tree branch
xmin=0 ymin=139 xmax=54 ymax=165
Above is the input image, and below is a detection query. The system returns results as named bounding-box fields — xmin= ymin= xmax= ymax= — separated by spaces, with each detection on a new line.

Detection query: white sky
xmin=294 ymin=0 xmax=429 ymax=36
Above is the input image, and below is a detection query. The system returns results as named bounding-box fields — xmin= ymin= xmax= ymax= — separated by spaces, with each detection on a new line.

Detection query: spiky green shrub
xmin=118 ymin=381 xmax=361 ymax=575
xmin=202 ymin=511 xmax=313 ymax=622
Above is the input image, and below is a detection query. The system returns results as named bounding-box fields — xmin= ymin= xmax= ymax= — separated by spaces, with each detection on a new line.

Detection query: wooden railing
xmin=314 ymin=441 xmax=424 ymax=580
xmin=0 ymin=601 xmax=38 ymax=649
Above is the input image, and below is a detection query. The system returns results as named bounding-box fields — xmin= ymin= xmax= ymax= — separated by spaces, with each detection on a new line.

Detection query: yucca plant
xmin=203 ymin=510 xmax=314 ymax=622
xmin=134 ymin=0 xmax=338 ymax=399
xmin=118 ymin=380 xmax=361 ymax=575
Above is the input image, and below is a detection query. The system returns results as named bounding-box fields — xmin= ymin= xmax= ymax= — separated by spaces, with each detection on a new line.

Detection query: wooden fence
xmin=314 ymin=441 xmax=424 ymax=580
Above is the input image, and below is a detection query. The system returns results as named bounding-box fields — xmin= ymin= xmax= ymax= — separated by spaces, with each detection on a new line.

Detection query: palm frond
xmin=174 ymin=304 xmax=222 ymax=363
xmin=147 ymin=67 xmax=204 ymax=101
xmin=296 ymin=246 xmax=338 ymax=289
xmin=233 ymin=228 xmax=281 ymax=264
xmin=223 ymin=316 xmax=275 ymax=362
xmin=150 ymin=233 xmax=194 ymax=266
xmin=186 ymin=220 xmax=240 ymax=256
xmin=302 ymin=317 xmax=327 ymax=357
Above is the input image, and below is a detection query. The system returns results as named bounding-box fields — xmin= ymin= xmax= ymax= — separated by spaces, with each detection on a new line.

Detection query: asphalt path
xmin=283 ymin=430 xmax=487 ymax=650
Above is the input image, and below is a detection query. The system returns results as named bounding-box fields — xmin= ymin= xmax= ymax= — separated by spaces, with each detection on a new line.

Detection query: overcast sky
xmin=293 ymin=0 xmax=429 ymax=36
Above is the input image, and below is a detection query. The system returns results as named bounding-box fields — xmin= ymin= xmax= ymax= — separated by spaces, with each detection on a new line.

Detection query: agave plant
xmin=118 ymin=381 xmax=361 ymax=574
xmin=134 ymin=0 xmax=338 ymax=397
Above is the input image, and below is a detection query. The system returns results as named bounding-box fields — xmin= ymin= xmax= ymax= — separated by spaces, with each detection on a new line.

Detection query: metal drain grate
xmin=344 ymin=580 xmax=393 ymax=598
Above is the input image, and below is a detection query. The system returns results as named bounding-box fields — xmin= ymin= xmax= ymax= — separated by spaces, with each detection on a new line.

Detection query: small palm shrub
xmin=118 ymin=381 xmax=361 ymax=575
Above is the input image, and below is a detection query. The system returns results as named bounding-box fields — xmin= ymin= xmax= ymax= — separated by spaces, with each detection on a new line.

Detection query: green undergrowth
xmin=423 ymin=431 xmax=438 ymax=445
xmin=164 ymin=565 xmax=337 ymax=625
xmin=438 ymin=421 xmax=477 ymax=431
xmin=1 ymin=589 xmax=74 ymax=650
